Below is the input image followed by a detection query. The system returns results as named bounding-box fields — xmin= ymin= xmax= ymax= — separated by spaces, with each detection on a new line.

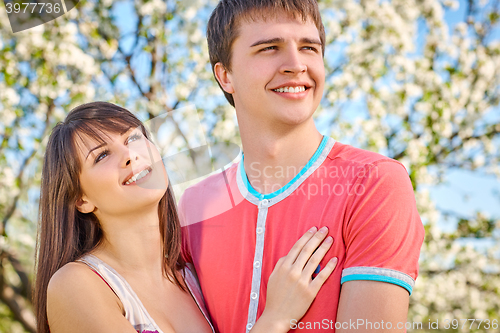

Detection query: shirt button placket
xmin=247 ymin=197 xmax=270 ymax=332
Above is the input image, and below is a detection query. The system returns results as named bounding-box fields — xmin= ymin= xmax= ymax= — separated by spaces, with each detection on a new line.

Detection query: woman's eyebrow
xmin=86 ymin=143 xmax=107 ymax=160
xmin=84 ymin=127 xmax=136 ymax=160
xmin=120 ymin=126 xmax=132 ymax=135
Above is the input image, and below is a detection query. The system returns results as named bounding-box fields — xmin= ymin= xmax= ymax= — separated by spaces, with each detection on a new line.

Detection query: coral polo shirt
xmin=179 ymin=137 xmax=424 ymax=332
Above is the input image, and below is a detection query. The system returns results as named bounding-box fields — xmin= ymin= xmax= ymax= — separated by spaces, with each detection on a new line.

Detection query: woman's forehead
xmin=73 ymin=127 xmax=131 ymax=160
xmin=74 ymin=128 xmax=111 ymax=148
xmin=74 ymin=123 xmax=136 ymax=144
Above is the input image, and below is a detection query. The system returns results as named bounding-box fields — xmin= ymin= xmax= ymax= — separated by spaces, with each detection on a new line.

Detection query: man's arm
xmin=337 ymin=158 xmax=424 ymax=332
xmin=336 ymin=281 xmax=409 ymax=332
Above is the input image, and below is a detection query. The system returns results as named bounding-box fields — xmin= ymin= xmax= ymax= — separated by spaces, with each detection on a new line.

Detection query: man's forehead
xmin=236 ymin=13 xmax=320 ymax=44
xmin=240 ymin=6 xmax=313 ymax=21
xmin=238 ymin=8 xmax=316 ymax=27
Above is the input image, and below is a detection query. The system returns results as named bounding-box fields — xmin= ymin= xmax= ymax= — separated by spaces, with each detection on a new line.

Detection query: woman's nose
xmin=122 ymin=146 xmax=140 ymax=167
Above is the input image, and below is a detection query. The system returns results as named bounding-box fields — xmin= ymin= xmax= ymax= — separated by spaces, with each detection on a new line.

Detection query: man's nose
xmin=280 ymin=48 xmax=307 ymax=74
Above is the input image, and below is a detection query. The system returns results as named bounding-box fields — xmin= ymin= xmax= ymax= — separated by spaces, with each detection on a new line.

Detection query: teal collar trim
xmin=239 ymin=135 xmax=329 ymax=201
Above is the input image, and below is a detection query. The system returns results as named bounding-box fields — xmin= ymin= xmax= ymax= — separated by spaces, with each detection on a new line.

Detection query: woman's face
xmin=75 ymin=126 xmax=168 ymax=220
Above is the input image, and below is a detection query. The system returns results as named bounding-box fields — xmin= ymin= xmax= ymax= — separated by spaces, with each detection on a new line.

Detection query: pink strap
xmin=88 ymin=266 xmax=119 ymax=298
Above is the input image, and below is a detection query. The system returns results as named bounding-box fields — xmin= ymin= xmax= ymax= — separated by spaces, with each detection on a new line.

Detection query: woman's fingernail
xmin=325 ymin=236 xmax=333 ymax=243
xmin=309 ymin=226 xmax=318 ymax=233
xmin=319 ymin=226 xmax=328 ymax=234
xmin=330 ymin=257 xmax=338 ymax=264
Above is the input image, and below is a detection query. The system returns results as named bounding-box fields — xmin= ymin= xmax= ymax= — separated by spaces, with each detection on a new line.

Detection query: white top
xmin=77 ymin=254 xmax=215 ymax=333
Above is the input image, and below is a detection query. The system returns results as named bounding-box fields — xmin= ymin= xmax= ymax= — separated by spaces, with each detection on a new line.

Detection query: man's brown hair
xmin=207 ymin=0 xmax=326 ymax=107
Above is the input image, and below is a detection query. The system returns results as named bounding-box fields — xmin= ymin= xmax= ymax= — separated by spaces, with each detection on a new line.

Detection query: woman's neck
xmin=91 ymin=206 xmax=165 ymax=278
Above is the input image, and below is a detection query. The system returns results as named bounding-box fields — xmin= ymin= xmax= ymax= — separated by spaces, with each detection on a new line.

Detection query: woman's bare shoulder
xmin=48 ymin=261 xmax=97 ymax=289
xmin=48 ymin=261 xmax=113 ymax=301
xmin=47 ymin=262 xmax=135 ymax=333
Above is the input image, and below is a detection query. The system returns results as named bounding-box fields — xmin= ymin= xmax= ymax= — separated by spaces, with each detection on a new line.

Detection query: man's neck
xmin=241 ymin=121 xmax=324 ymax=195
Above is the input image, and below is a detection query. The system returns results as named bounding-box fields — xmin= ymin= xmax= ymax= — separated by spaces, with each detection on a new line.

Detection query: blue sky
xmin=425 ymin=0 xmax=500 ymax=229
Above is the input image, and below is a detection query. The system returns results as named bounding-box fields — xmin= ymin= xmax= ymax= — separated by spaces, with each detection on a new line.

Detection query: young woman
xmin=34 ymin=102 xmax=337 ymax=333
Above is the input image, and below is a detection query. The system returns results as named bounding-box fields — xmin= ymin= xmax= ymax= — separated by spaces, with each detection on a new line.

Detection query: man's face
xmin=217 ymin=12 xmax=325 ymax=129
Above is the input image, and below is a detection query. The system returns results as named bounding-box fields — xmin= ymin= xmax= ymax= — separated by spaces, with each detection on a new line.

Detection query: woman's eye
xmin=127 ymin=133 xmax=142 ymax=144
xmin=94 ymin=150 xmax=109 ymax=163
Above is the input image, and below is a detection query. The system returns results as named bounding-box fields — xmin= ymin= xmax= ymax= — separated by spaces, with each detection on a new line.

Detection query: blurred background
xmin=0 ymin=0 xmax=499 ymax=332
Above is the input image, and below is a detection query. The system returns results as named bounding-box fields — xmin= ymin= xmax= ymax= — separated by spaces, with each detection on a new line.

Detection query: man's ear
xmin=76 ymin=196 xmax=96 ymax=214
xmin=214 ymin=62 xmax=235 ymax=94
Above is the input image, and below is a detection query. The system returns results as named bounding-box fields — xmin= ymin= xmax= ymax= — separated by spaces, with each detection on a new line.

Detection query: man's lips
xmin=271 ymin=82 xmax=312 ymax=91
xmin=273 ymin=86 xmax=307 ymax=93
xmin=271 ymin=86 xmax=312 ymax=100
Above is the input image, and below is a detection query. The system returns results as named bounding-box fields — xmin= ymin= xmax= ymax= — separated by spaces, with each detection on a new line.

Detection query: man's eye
xmin=261 ymin=46 xmax=277 ymax=51
xmin=95 ymin=150 xmax=109 ymax=163
xmin=303 ymin=46 xmax=318 ymax=52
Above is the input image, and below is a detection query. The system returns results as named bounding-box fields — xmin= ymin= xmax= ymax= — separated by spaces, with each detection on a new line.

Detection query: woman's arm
xmin=47 ymin=262 xmax=137 ymax=333
xmin=250 ymin=227 xmax=338 ymax=333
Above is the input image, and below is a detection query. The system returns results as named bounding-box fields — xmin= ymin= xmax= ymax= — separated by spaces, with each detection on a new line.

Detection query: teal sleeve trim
xmin=240 ymin=135 xmax=329 ymax=200
xmin=341 ymin=274 xmax=413 ymax=295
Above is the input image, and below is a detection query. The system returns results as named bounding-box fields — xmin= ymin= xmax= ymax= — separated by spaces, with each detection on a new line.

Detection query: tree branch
xmin=1 ymin=101 xmax=54 ymax=236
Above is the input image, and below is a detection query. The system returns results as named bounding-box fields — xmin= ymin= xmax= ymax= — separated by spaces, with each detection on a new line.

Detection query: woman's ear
xmin=75 ymin=196 xmax=96 ymax=214
xmin=214 ymin=62 xmax=235 ymax=94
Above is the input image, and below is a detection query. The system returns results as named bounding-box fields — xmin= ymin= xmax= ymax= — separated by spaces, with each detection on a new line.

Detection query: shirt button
xmin=254 ymin=261 xmax=261 ymax=268
xmin=256 ymin=227 xmax=263 ymax=234
xmin=251 ymin=292 xmax=258 ymax=300
xmin=247 ymin=323 xmax=253 ymax=330
xmin=261 ymin=199 xmax=269 ymax=206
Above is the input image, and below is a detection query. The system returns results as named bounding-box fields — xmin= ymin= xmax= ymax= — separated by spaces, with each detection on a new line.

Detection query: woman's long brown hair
xmin=34 ymin=102 xmax=185 ymax=333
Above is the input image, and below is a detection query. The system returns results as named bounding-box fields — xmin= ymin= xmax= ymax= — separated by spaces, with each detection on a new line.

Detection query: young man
xmin=179 ymin=0 xmax=425 ymax=332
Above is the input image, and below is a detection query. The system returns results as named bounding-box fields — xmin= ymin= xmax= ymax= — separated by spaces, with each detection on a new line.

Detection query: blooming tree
xmin=0 ymin=0 xmax=499 ymax=331
xmin=319 ymin=0 xmax=500 ymax=330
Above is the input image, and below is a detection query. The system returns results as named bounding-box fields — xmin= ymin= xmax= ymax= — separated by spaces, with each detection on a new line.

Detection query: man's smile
xmin=273 ymin=86 xmax=306 ymax=93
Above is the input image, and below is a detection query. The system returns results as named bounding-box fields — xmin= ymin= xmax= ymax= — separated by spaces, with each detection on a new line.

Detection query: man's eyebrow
xmin=86 ymin=143 xmax=107 ymax=160
xmin=250 ymin=37 xmax=322 ymax=47
xmin=300 ymin=38 xmax=322 ymax=45
xmin=250 ymin=37 xmax=284 ymax=47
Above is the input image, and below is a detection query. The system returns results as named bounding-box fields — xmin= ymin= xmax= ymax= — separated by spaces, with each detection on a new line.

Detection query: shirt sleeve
xmin=341 ymin=159 xmax=425 ymax=295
